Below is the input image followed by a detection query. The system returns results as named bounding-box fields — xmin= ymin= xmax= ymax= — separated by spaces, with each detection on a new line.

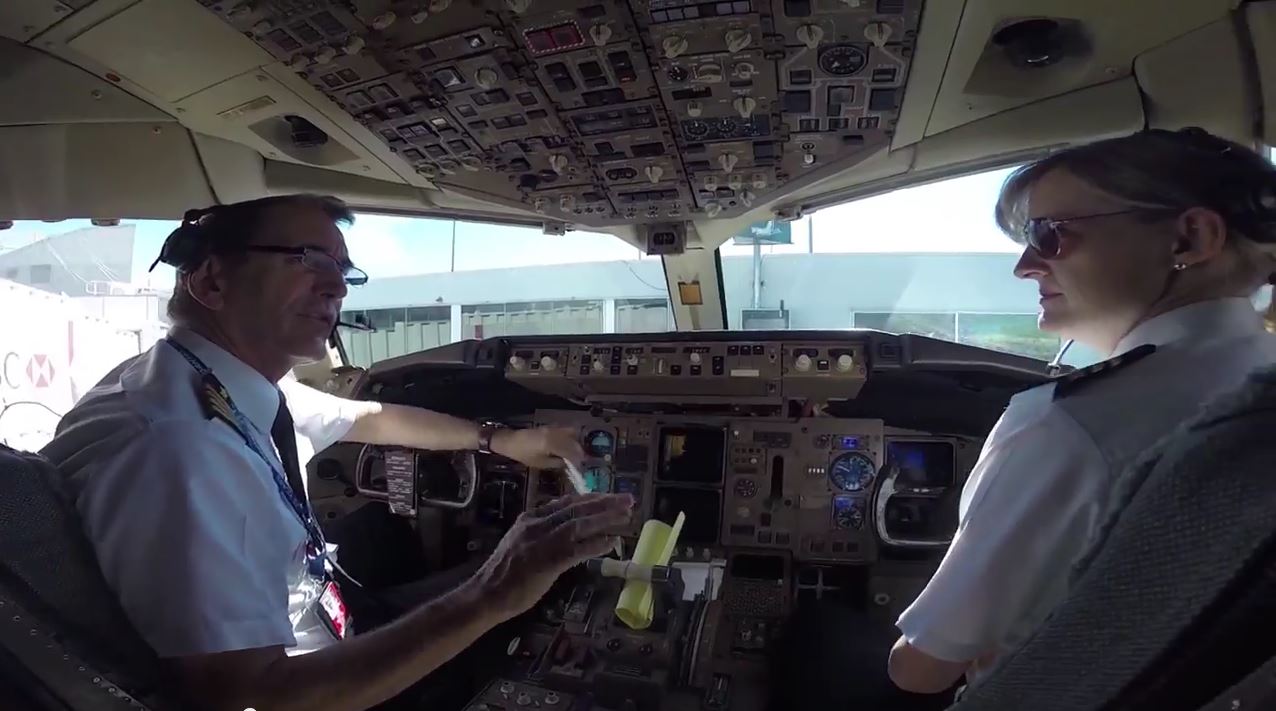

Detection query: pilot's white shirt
xmin=897 ymin=297 xmax=1276 ymax=686
xmin=41 ymin=327 xmax=366 ymax=657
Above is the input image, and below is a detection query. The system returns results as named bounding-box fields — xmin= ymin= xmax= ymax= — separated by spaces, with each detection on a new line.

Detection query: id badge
xmin=319 ymin=581 xmax=351 ymax=639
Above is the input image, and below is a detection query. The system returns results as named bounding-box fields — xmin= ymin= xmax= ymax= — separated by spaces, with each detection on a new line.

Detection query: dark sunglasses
xmin=1022 ymin=207 xmax=1180 ymax=259
xmin=243 ymin=245 xmax=369 ymax=286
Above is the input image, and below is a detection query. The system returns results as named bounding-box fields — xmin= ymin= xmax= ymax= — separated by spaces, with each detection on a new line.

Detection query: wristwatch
xmin=477 ymin=421 xmax=503 ymax=455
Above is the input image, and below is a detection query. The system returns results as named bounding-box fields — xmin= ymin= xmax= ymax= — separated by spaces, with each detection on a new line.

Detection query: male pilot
xmin=42 ymin=194 xmax=634 ymax=711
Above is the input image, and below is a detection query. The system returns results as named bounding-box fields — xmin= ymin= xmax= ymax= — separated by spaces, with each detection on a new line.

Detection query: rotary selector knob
xmin=728 ymin=174 xmax=743 ymax=191
xmin=475 ymin=67 xmax=499 ymax=89
xmin=752 ymin=173 xmax=768 ymax=189
xmin=836 ymin=353 xmax=854 ymax=372
xmin=343 ymin=36 xmax=365 ymax=55
xmin=725 ymin=29 xmax=752 ymax=53
xmin=795 ymin=354 xmax=812 ymax=372
xmin=719 ymin=154 xmax=740 ymax=173
xmin=314 ymin=46 xmax=337 ymax=64
xmin=704 ymin=202 xmax=723 ymax=217
xmin=429 ymin=0 xmax=452 ymax=11
xmin=253 ymin=20 xmax=272 ymax=34
xmin=739 ymin=190 xmax=757 ymax=207
xmin=796 ymin=24 xmax=824 ymax=49
xmin=509 ymin=355 xmax=528 ymax=371
xmin=370 ymin=12 xmax=396 ymax=30
xmin=703 ymin=176 xmax=719 ymax=191
xmin=686 ymin=100 xmax=704 ymax=118
xmin=662 ymin=35 xmax=689 ymax=59
xmin=627 ymin=354 xmax=639 ymax=366
xmin=411 ymin=9 xmax=431 ymax=23
xmin=645 ymin=165 xmax=665 ymax=183
xmin=540 ymin=355 xmax=559 ymax=370
xmin=590 ymin=23 xmax=613 ymax=46
xmin=549 ymin=154 xmax=569 ymax=174
xmin=689 ymin=352 xmax=703 ymax=365
xmin=733 ymin=96 xmax=758 ymax=118
xmin=593 ymin=358 xmax=606 ymax=372
xmin=865 ymin=21 xmax=892 ymax=47
xmin=288 ymin=54 xmax=310 ymax=70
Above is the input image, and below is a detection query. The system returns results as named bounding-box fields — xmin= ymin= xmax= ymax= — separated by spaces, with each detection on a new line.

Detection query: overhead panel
xmin=0 ymin=0 xmax=74 ymax=43
xmin=197 ymin=0 xmax=924 ymax=227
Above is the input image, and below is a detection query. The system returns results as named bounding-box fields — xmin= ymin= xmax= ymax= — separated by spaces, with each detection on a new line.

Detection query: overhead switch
xmin=371 ymin=12 xmax=397 ymax=30
xmin=549 ymin=154 xmax=569 ymax=174
xmin=314 ymin=46 xmax=337 ymax=64
xmin=343 ymin=36 xmax=365 ymax=55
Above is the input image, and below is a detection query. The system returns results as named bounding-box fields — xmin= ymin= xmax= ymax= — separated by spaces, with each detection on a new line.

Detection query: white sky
xmin=2 ymin=165 xmax=1022 ymax=289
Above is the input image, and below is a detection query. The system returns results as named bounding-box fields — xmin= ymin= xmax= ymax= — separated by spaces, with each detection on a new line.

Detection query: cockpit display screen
xmin=886 ymin=440 xmax=956 ymax=488
xmin=658 ymin=426 xmax=725 ymax=484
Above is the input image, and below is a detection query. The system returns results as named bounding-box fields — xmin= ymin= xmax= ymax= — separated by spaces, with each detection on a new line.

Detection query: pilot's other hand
xmin=491 ymin=425 xmax=586 ymax=470
xmin=473 ymin=493 xmax=634 ymax=622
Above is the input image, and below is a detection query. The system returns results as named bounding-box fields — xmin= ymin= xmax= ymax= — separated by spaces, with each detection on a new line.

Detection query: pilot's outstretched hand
xmin=491 ymin=425 xmax=587 ymax=470
xmin=473 ymin=493 xmax=634 ymax=622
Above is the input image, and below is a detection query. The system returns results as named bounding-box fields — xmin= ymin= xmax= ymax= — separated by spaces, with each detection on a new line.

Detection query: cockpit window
xmin=720 ymin=167 xmax=1104 ymax=366
xmin=337 ymin=214 xmax=668 ymax=367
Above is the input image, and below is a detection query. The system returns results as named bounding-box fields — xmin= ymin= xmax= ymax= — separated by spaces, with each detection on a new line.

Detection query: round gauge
xmin=715 ymin=117 xmax=738 ymax=134
xmin=583 ymin=465 xmax=613 ymax=493
xmin=833 ymin=496 xmax=865 ymax=530
xmin=828 ymin=452 xmax=876 ymax=492
xmin=584 ymin=429 xmax=615 ymax=457
xmin=733 ymin=478 xmax=758 ymax=499
xmin=817 ymin=43 xmax=868 ymax=77
xmin=667 ymin=65 xmax=689 ymax=82
xmin=683 ymin=120 xmax=709 ymax=139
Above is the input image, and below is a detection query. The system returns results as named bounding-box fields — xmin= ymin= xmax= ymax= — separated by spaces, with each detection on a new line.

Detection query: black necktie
xmin=270 ymin=391 xmax=308 ymax=506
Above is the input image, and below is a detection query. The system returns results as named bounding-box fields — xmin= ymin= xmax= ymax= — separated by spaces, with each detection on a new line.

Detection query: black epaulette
xmin=1052 ymin=343 xmax=1157 ymax=401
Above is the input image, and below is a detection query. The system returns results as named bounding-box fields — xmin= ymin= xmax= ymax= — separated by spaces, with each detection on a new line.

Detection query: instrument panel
xmin=198 ymin=0 xmax=924 ymax=226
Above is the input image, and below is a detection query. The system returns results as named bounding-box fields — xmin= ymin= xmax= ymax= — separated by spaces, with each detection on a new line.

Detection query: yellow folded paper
xmin=615 ymin=511 xmax=685 ymax=630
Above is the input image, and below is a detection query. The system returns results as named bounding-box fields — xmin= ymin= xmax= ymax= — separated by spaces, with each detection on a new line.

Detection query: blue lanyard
xmin=164 ymin=338 xmax=328 ymax=563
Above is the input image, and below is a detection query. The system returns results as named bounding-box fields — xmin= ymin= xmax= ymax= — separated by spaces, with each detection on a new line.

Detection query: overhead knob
xmin=727 ymin=174 xmax=743 ymax=191
xmin=836 ymin=353 xmax=854 ymax=372
xmin=475 ymin=67 xmax=499 ymax=89
xmin=733 ymin=62 xmax=756 ymax=80
xmin=705 ymin=201 xmax=723 ymax=218
xmin=540 ymin=355 xmax=559 ymax=370
xmin=343 ymin=35 xmax=365 ymax=55
xmin=802 ymin=152 xmax=817 ymax=167
xmin=686 ymin=100 xmax=703 ymax=117
xmin=865 ymin=21 xmax=892 ymax=47
xmin=416 ymin=164 xmax=439 ymax=179
xmin=460 ymin=156 xmax=482 ymax=171
xmin=626 ymin=354 xmax=639 ymax=366
xmin=231 ymin=5 xmax=254 ymax=19
xmin=437 ymin=159 xmax=459 ymax=174
xmin=252 ymin=20 xmax=272 ymax=34
xmin=590 ymin=23 xmax=613 ymax=46
xmin=509 ymin=355 xmax=528 ymax=370
xmin=548 ymin=154 xmax=569 ymax=174
xmin=740 ymin=189 xmax=757 ymax=207
xmin=796 ymin=24 xmax=824 ymax=49
xmin=593 ymin=358 xmax=606 ymax=372
xmin=288 ymin=53 xmax=310 ymax=70
xmin=505 ymin=0 xmax=531 ymax=13
xmin=719 ymin=153 xmax=740 ymax=173
xmin=733 ymin=96 xmax=757 ymax=118
xmin=429 ymin=0 xmax=452 ymax=12
xmin=662 ymin=35 xmax=689 ymax=59
xmin=370 ymin=11 xmax=396 ymax=30
xmin=645 ymin=165 xmax=664 ymax=183
xmin=313 ymin=46 xmax=337 ymax=64
xmin=533 ymin=198 xmax=548 ymax=213
xmin=411 ymin=9 xmax=431 ymax=23
xmin=559 ymin=194 xmax=576 ymax=211
xmin=795 ymin=354 xmax=812 ymax=372
xmin=689 ymin=352 xmax=703 ymax=365
xmin=703 ymin=176 xmax=719 ymax=191
xmin=724 ymin=29 xmax=752 ymax=53
xmin=752 ymin=173 xmax=767 ymax=189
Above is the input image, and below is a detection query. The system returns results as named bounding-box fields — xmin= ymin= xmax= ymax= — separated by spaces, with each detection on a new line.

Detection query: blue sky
xmin=1 ymin=165 xmax=1021 ymax=289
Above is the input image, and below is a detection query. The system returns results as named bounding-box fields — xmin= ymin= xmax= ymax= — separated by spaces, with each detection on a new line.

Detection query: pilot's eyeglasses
xmin=243 ymin=245 xmax=369 ymax=286
xmin=1022 ymin=207 xmax=1179 ymax=259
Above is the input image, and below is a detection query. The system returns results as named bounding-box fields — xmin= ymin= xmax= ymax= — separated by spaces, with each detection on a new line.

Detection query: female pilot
xmin=887 ymin=127 xmax=1276 ymax=694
